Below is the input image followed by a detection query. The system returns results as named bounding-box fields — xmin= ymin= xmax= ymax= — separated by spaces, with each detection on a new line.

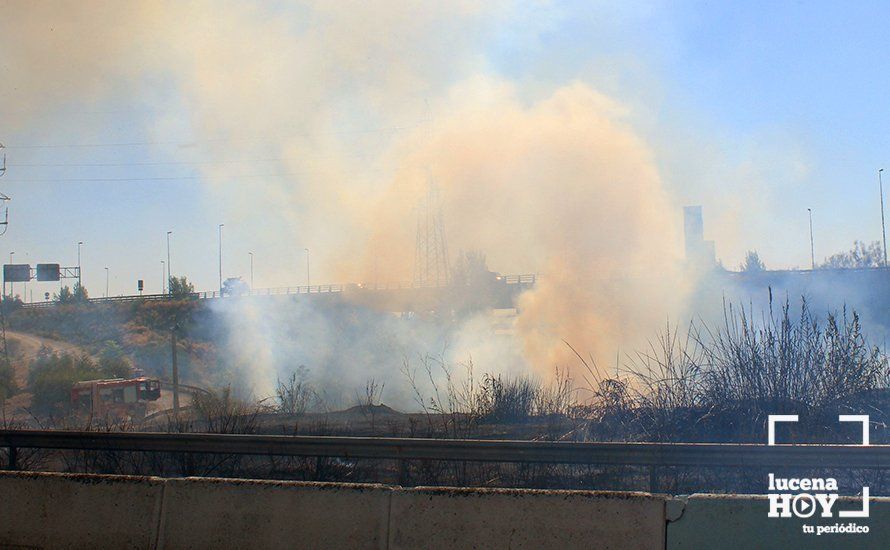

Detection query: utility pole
xmin=166 ymin=231 xmax=173 ymax=294
xmin=218 ymin=224 xmax=224 ymax=294
xmin=880 ymin=169 xmax=887 ymax=267
xmin=808 ymin=208 xmax=815 ymax=270
xmin=171 ymin=323 xmax=180 ymax=423
xmin=249 ymin=252 xmax=254 ymax=289
xmin=104 ymin=267 xmax=109 ymax=298
xmin=0 ymin=143 xmax=10 ymax=408
xmin=304 ymin=248 xmax=310 ymax=288
xmin=7 ymin=251 xmax=12 ymax=297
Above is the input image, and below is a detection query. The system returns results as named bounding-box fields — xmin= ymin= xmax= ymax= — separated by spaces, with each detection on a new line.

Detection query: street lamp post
xmin=249 ymin=252 xmax=254 ymax=289
xmin=166 ymin=231 xmax=173 ymax=294
xmin=161 ymin=260 xmax=166 ymax=294
xmin=8 ymin=251 xmax=13 ymax=298
xmin=808 ymin=208 xmax=815 ymax=270
xmin=880 ymin=169 xmax=887 ymax=267
xmin=77 ymin=241 xmax=83 ymax=288
xmin=304 ymin=248 xmax=310 ymax=289
xmin=104 ymin=267 xmax=109 ymax=298
xmin=218 ymin=224 xmax=224 ymax=294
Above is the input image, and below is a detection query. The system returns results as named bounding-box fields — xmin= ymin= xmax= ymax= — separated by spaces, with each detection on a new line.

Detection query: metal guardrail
xmin=725 ymin=266 xmax=890 ymax=276
xmin=18 ymin=274 xmax=539 ymax=309
xmin=19 ymin=285 xmax=350 ymax=309
xmin=1 ymin=430 xmax=887 ymax=472
xmin=501 ymin=274 xmax=536 ymax=285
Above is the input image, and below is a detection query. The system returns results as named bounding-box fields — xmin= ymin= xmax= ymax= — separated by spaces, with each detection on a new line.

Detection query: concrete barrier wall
xmin=667 ymin=494 xmax=890 ymax=550
xmin=389 ymin=486 xmax=665 ymax=549
xmin=0 ymin=471 xmax=164 ymax=549
xmin=159 ymin=478 xmax=392 ymax=549
xmin=0 ymin=472 xmax=667 ymax=549
xmin=4 ymin=471 xmax=889 ymax=549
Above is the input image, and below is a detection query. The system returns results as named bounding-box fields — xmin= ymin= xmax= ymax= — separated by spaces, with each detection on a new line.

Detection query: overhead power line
xmin=8 ymin=151 xmax=373 ymax=168
xmin=2 ymin=166 xmax=385 ymax=184
xmin=5 ymin=140 xmax=201 ymax=149
xmin=2 ymin=173 xmax=303 ymax=183
xmin=10 ymin=158 xmax=288 ymax=168
xmin=3 ymin=123 xmax=423 ymax=150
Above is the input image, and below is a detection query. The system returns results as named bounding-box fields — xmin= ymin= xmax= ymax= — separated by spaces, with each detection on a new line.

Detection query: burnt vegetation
xmin=3 ymin=295 xmax=888 ymax=494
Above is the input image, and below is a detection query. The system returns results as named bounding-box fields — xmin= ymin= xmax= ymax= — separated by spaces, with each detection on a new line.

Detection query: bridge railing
xmin=19 ymin=285 xmax=350 ymax=308
xmin=18 ymin=274 xmax=539 ymax=309
xmin=502 ymin=274 xmax=536 ymax=285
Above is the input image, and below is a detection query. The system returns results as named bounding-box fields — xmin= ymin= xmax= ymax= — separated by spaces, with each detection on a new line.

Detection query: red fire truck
xmin=70 ymin=377 xmax=161 ymax=418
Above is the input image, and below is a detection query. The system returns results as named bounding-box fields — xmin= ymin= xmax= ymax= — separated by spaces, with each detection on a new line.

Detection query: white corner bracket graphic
xmin=839 ymin=487 xmax=870 ymax=518
xmin=837 ymin=414 xmax=871 ymax=518
xmin=767 ymin=415 xmax=799 ymax=446
xmin=838 ymin=414 xmax=870 ymax=446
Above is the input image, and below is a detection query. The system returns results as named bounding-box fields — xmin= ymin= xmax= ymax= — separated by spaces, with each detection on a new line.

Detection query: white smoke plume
xmin=3 ymin=2 xmax=694 ymax=398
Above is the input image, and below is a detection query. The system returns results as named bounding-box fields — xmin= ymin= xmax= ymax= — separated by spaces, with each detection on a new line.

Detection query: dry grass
xmin=5 ymin=297 xmax=888 ymax=492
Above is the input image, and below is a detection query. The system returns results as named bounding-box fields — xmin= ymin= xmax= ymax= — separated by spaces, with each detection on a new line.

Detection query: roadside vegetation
xmin=2 ymin=295 xmax=887 ymax=493
xmin=7 ymin=295 xmax=889 ymax=442
xmin=0 ymin=360 xmax=14 ymax=403
xmin=6 ymin=293 xmax=220 ymax=391
xmin=27 ymin=344 xmax=134 ymax=413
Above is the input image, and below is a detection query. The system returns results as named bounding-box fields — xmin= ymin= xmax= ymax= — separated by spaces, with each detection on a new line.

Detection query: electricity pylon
xmin=413 ymin=180 xmax=450 ymax=287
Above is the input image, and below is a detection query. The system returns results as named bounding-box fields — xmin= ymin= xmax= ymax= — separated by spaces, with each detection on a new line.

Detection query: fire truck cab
xmin=71 ymin=377 xmax=161 ymax=418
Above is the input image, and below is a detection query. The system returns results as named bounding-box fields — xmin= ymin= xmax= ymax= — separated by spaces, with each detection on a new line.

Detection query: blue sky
xmin=3 ymin=1 xmax=890 ymax=299
xmin=510 ymin=1 xmax=890 ymax=266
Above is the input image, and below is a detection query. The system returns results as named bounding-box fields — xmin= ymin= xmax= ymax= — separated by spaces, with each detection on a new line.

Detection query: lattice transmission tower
xmin=413 ymin=180 xmax=450 ymax=287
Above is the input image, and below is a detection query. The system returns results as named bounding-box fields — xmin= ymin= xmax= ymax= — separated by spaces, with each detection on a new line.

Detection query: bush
xmin=623 ymin=298 xmax=889 ymax=442
xmin=820 ymin=240 xmax=883 ymax=269
xmin=0 ymin=360 xmax=15 ymax=402
xmin=275 ymin=366 xmax=315 ymax=415
xmin=28 ymin=347 xmax=133 ymax=412
xmin=191 ymin=385 xmax=262 ymax=433
xmin=477 ymin=374 xmax=537 ymax=423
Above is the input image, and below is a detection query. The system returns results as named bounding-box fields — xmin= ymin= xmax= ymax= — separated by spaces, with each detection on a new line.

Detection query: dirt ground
xmin=1 ymin=331 xmax=193 ymax=424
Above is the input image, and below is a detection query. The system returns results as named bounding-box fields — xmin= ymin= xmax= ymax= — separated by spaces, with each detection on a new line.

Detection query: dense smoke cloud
xmin=3 ymin=1 xmax=692 ymax=395
xmin=373 ymin=79 xmax=686 ymax=373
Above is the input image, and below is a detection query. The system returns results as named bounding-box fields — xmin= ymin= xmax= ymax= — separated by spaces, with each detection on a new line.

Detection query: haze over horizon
xmin=3 ymin=1 xmax=890 ymax=373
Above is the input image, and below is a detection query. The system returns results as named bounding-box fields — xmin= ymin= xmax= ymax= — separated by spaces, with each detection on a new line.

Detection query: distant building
xmin=684 ymin=205 xmax=716 ymax=268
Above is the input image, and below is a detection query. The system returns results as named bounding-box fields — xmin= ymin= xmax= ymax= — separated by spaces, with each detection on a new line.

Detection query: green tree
xmin=28 ymin=350 xmax=103 ymax=411
xmin=73 ymin=282 xmax=89 ymax=302
xmin=0 ymin=294 xmax=23 ymax=314
xmin=451 ymin=250 xmax=493 ymax=287
xmin=740 ymin=250 xmax=766 ymax=272
xmin=55 ymin=286 xmax=74 ymax=303
xmin=55 ymin=283 xmax=89 ymax=303
xmin=449 ymin=250 xmax=497 ymax=317
xmin=98 ymin=341 xmax=133 ymax=378
xmin=820 ymin=240 xmax=883 ymax=269
xmin=169 ymin=276 xmax=195 ymax=298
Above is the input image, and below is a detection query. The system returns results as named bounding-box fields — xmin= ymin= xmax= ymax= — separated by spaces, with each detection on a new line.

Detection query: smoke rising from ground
xmin=2 ymin=2 xmax=712 ymax=397
xmin=374 ymin=79 xmax=686 ymax=373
